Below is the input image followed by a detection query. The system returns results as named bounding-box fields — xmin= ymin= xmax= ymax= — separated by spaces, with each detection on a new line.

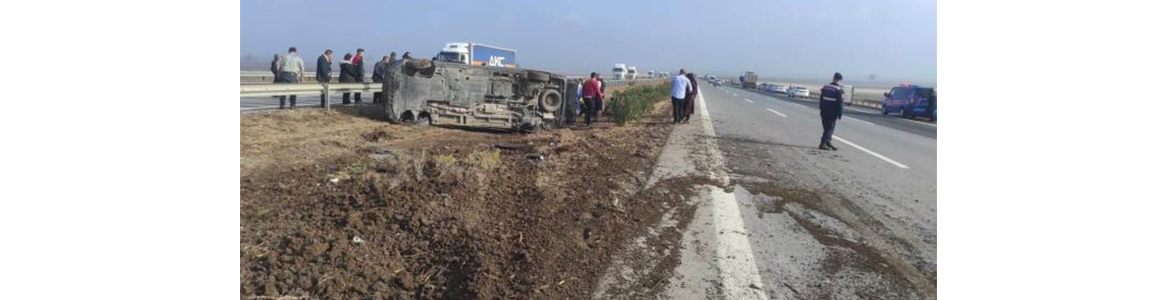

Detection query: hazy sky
xmin=242 ymin=0 xmax=936 ymax=83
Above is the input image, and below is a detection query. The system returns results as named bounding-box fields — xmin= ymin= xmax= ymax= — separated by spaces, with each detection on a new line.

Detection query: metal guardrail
xmin=240 ymin=77 xmax=663 ymax=111
xmin=240 ymin=82 xmax=381 ymax=110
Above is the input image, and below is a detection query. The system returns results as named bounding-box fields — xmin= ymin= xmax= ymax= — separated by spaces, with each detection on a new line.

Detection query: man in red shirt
xmin=582 ymin=72 xmax=604 ymax=126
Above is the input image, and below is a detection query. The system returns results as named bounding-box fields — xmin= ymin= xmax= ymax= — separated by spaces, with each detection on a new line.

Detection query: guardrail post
xmin=321 ymin=83 xmax=330 ymax=111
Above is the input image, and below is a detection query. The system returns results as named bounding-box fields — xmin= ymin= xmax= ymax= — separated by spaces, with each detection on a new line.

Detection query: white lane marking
xmin=831 ymin=136 xmax=911 ymax=169
xmin=846 ymin=116 xmax=876 ymax=126
xmin=696 ymin=89 xmax=769 ymax=299
xmin=732 ymin=92 xmax=738 ymax=97
xmin=766 ymin=108 xmax=787 ymax=118
xmin=743 ymin=98 xmax=755 ymax=104
xmin=844 ymin=106 xmax=875 ymax=114
xmin=901 ymin=117 xmax=938 ymax=127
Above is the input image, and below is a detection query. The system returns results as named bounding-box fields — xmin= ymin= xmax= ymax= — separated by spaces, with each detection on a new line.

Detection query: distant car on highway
xmin=787 ymin=87 xmax=810 ymax=98
xmin=882 ymin=85 xmax=937 ymax=121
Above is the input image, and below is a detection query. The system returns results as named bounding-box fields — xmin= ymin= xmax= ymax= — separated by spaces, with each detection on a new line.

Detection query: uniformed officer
xmin=819 ymin=72 xmax=845 ymax=150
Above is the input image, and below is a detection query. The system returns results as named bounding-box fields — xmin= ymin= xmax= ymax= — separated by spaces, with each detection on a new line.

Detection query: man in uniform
xmin=819 ymin=72 xmax=845 ymax=150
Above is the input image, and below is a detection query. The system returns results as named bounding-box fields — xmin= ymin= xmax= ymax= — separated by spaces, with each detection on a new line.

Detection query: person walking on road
xmin=276 ymin=47 xmax=305 ymax=109
xmin=339 ymin=53 xmax=355 ymax=104
xmin=372 ymin=55 xmax=391 ymax=104
xmin=818 ymin=72 xmax=846 ymax=150
xmin=671 ymin=69 xmax=692 ymax=124
xmin=351 ymin=48 xmax=366 ymax=103
xmin=316 ymin=49 xmax=333 ymax=104
xmin=582 ymin=72 xmax=604 ymax=126
xmin=683 ymin=73 xmax=698 ymax=123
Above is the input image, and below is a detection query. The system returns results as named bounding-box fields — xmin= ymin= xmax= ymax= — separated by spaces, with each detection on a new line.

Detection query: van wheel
xmin=539 ymin=89 xmax=562 ymax=113
xmin=416 ymin=113 xmax=432 ymax=126
xmin=528 ymin=71 xmax=550 ymax=82
xmin=882 ymin=105 xmax=888 ymax=115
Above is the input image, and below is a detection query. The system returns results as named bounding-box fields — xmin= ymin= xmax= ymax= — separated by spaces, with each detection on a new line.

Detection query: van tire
xmin=539 ymin=89 xmax=562 ymax=113
xmin=882 ymin=105 xmax=888 ymax=115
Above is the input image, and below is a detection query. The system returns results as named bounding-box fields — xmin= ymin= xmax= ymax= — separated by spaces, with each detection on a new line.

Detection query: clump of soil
xmin=241 ymin=91 xmax=679 ymax=299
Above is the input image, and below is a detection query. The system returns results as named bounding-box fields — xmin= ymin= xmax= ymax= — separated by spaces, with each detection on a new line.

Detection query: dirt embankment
xmin=240 ymin=89 xmax=682 ymax=299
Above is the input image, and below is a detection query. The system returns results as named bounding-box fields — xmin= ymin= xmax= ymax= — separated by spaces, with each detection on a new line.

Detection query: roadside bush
xmin=608 ymin=82 xmax=671 ymax=126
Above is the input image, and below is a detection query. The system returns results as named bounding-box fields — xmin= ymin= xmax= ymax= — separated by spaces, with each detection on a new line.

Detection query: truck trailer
xmin=742 ymin=71 xmax=758 ymax=89
xmin=435 ymin=42 xmax=518 ymax=68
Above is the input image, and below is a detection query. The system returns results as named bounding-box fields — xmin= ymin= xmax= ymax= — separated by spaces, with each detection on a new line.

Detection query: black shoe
xmin=818 ymin=141 xmax=831 ymax=150
xmin=826 ymin=141 xmax=838 ymax=151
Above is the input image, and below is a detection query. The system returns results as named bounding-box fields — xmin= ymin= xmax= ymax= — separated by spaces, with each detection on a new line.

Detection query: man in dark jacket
xmin=269 ymin=54 xmax=281 ymax=83
xmin=316 ymin=49 xmax=333 ymax=105
xmin=316 ymin=49 xmax=333 ymax=83
xmin=351 ymin=48 xmax=366 ymax=103
xmin=339 ymin=53 xmax=355 ymax=104
xmin=819 ymin=72 xmax=845 ymax=150
xmin=371 ymin=53 xmax=395 ymax=104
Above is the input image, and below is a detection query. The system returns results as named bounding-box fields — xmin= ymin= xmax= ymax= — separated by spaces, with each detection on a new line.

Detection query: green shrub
xmin=608 ymin=82 xmax=671 ymax=126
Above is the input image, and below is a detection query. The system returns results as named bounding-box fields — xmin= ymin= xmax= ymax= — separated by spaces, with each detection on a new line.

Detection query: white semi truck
xmin=612 ymin=64 xmax=628 ymax=80
xmin=626 ymin=66 xmax=638 ymax=80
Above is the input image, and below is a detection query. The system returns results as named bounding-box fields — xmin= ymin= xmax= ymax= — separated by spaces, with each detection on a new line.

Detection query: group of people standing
xmin=670 ymin=69 xmax=698 ymax=123
xmin=270 ymin=47 xmax=410 ymax=109
xmin=566 ymin=72 xmax=608 ymax=126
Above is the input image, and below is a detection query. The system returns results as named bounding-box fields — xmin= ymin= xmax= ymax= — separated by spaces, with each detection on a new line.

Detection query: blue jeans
xmin=277 ymin=71 xmax=298 ymax=108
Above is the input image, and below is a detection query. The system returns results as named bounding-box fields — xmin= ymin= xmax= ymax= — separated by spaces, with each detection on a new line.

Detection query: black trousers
xmin=583 ymin=96 xmax=599 ymax=125
xmin=820 ymin=109 xmax=839 ymax=144
xmin=671 ymin=97 xmax=685 ymax=123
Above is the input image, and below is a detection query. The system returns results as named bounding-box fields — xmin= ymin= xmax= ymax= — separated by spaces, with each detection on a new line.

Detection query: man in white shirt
xmin=671 ymin=69 xmax=692 ymax=124
xmin=276 ymin=47 xmax=305 ymax=109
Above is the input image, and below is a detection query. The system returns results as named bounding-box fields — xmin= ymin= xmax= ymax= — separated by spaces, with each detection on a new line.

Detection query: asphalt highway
xmin=656 ymin=81 xmax=938 ymax=299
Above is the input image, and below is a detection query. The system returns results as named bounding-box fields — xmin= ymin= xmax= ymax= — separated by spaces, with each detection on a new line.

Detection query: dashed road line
xmin=846 ymin=116 xmax=876 ymax=126
xmin=832 ymin=136 xmax=911 ymax=169
xmin=766 ymin=108 xmax=787 ymax=118
xmin=901 ymin=118 xmax=938 ymax=127
xmin=743 ymin=98 xmax=755 ymax=104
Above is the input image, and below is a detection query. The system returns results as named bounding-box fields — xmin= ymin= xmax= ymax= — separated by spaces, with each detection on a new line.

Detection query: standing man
xmin=316 ymin=49 xmax=333 ymax=105
xmin=598 ymin=77 xmax=607 ymax=116
xmin=339 ymin=53 xmax=355 ymax=104
xmin=683 ymin=73 xmax=698 ymax=123
xmin=269 ymin=54 xmax=281 ymax=83
xmin=351 ymin=48 xmax=366 ymax=103
xmin=818 ymin=72 xmax=845 ymax=150
xmin=277 ymin=47 xmax=305 ymax=109
xmin=581 ymin=72 xmax=603 ymax=126
xmin=565 ymin=80 xmax=582 ymax=126
xmin=371 ymin=55 xmax=390 ymax=104
xmin=670 ymin=69 xmax=692 ymax=124
xmin=316 ymin=49 xmax=333 ymax=83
